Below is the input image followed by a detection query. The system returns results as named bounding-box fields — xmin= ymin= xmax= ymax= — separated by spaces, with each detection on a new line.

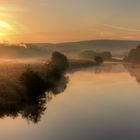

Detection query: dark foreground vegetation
xmin=20 ymin=51 xmax=69 ymax=96
xmin=0 ymin=52 xmax=69 ymax=123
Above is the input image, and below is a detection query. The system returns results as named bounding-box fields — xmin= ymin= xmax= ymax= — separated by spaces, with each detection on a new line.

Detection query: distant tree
xmin=79 ymin=50 xmax=98 ymax=59
xmin=50 ymin=51 xmax=69 ymax=72
xmin=79 ymin=50 xmax=112 ymax=61
xmin=94 ymin=56 xmax=104 ymax=64
xmin=101 ymin=51 xmax=112 ymax=60
xmin=125 ymin=44 xmax=140 ymax=64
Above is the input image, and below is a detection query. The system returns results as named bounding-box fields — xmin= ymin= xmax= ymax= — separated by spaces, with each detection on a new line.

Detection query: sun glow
xmin=0 ymin=20 xmax=14 ymax=42
xmin=0 ymin=32 xmax=6 ymax=36
xmin=0 ymin=21 xmax=13 ymax=31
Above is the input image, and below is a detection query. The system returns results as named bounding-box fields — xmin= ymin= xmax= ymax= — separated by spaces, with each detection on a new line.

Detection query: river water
xmin=0 ymin=63 xmax=140 ymax=140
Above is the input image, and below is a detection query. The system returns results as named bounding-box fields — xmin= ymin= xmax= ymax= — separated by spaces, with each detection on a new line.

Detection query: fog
xmin=0 ymin=40 xmax=139 ymax=61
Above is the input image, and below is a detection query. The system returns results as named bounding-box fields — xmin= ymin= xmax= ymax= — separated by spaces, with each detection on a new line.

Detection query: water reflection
xmin=0 ymin=63 xmax=138 ymax=140
xmin=70 ymin=63 xmax=127 ymax=74
xmin=124 ymin=64 xmax=140 ymax=83
xmin=94 ymin=64 xmax=140 ymax=83
xmin=70 ymin=63 xmax=140 ymax=84
xmin=0 ymin=63 xmax=140 ymax=124
xmin=0 ymin=74 xmax=69 ymax=123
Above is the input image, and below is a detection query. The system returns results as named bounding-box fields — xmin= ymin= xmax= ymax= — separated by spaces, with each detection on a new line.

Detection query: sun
xmin=0 ymin=20 xmax=13 ymax=31
xmin=0 ymin=20 xmax=14 ymax=42
xmin=0 ymin=20 xmax=14 ymax=36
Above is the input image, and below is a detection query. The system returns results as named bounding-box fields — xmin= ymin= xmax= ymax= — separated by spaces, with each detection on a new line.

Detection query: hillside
xmin=29 ymin=40 xmax=140 ymax=57
xmin=0 ymin=40 xmax=139 ymax=59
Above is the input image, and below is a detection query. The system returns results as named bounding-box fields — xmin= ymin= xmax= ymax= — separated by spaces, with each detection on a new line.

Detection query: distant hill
xmin=30 ymin=40 xmax=140 ymax=57
xmin=0 ymin=40 xmax=140 ymax=59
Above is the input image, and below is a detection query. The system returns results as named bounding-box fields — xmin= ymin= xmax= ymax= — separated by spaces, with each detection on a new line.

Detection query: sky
xmin=0 ymin=0 xmax=140 ymax=43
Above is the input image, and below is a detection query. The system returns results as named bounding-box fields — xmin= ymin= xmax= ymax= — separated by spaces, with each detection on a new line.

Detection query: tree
xmin=101 ymin=51 xmax=112 ymax=60
xmin=20 ymin=68 xmax=46 ymax=96
xmin=94 ymin=56 xmax=104 ymax=64
xmin=50 ymin=51 xmax=69 ymax=72
xmin=19 ymin=52 xmax=70 ymax=96
xmin=125 ymin=44 xmax=140 ymax=64
xmin=44 ymin=52 xmax=69 ymax=89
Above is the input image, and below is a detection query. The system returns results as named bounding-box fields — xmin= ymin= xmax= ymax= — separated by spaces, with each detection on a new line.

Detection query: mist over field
xmin=0 ymin=40 xmax=139 ymax=61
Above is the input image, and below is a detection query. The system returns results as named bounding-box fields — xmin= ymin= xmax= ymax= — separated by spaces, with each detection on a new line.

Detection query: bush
xmin=20 ymin=52 xmax=70 ymax=96
xmin=20 ymin=68 xmax=46 ymax=96
xmin=44 ymin=52 xmax=69 ymax=88
xmin=94 ymin=56 xmax=104 ymax=64
xmin=124 ymin=44 xmax=140 ymax=64
xmin=50 ymin=51 xmax=69 ymax=72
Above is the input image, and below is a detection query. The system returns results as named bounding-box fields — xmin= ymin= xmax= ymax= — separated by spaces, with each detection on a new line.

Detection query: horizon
xmin=9 ymin=39 xmax=140 ymax=45
xmin=1 ymin=39 xmax=140 ymax=45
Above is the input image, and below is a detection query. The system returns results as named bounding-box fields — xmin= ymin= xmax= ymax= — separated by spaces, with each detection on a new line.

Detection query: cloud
xmin=100 ymin=24 xmax=140 ymax=32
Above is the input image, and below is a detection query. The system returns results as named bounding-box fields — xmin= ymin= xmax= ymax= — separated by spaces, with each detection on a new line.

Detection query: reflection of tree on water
xmin=88 ymin=63 xmax=140 ymax=83
xmin=124 ymin=64 xmax=140 ymax=83
xmin=69 ymin=63 xmax=113 ymax=74
xmin=0 ymin=76 xmax=68 ymax=123
xmin=0 ymin=52 xmax=69 ymax=123
xmin=0 ymin=92 xmax=46 ymax=123
xmin=123 ymin=44 xmax=140 ymax=83
xmin=94 ymin=64 xmax=112 ymax=73
xmin=94 ymin=63 xmax=126 ymax=74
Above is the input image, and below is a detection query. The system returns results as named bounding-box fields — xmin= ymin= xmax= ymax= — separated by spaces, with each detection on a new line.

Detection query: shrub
xmin=50 ymin=51 xmax=69 ymax=72
xmin=94 ymin=56 xmax=104 ymax=64
xmin=20 ymin=68 xmax=46 ymax=96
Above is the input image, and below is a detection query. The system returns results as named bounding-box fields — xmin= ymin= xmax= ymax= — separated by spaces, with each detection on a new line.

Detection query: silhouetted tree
xmin=101 ymin=51 xmax=112 ymax=60
xmin=50 ymin=51 xmax=69 ymax=72
xmin=79 ymin=50 xmax=97 ymax=59
xmin=19 ymin=68 xmax=46 ymax=97
xmin=44 ymin=52 xmax=69 ymax=88
xmin=94 ymin=56 xmax=104 ymax=64
xmin=79 ymin=50 xmax=112 ymax=60
xmin=124 ymin=44 xmax=140 ymax=64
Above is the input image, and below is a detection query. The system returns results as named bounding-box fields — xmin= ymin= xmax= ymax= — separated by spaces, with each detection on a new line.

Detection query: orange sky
xmin=0 ymin=0 xmax=140 ymax=43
